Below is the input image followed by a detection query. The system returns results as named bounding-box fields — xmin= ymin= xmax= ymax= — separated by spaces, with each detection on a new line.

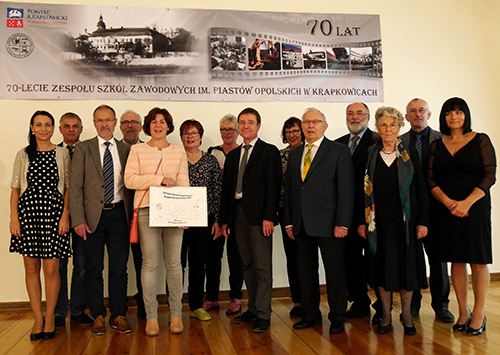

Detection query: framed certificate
xmin=149 ymin=186 xmax=208 ymax=227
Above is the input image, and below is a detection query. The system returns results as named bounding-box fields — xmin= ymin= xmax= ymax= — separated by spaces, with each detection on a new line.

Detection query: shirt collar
xmin=306 ymin=135 xmax=325 ymax=148
xmin=98 ymin=136 xmax=115 ymax=147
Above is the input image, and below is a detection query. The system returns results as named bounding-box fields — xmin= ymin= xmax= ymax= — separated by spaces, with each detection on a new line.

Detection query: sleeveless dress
xmin=428 ymin=133 xmax=496 ymax=264
xmin=9 ymin=150 xmax=71 ymax=258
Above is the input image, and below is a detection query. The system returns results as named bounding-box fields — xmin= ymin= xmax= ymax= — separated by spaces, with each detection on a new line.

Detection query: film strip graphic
xmin=210 ymin=27 xmax=382 ymax=79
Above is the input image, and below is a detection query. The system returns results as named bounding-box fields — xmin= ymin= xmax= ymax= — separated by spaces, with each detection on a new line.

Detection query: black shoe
xmin=453 ymin=309 xmax=472 ymax=332
xmin=71 ymin=313 xmax=94 ymax=326
xmin=403 ymin=321 xmax=417 ymax=336
xmin=377 ymin=322 xmax=392 ymax=334
xmin=466 ymin=315 xmax=486 ymax=336
xmin=252 ymin=318 xmax=270 ymax=333
xmin=435 ymin=307 xmax=455 ymax=323
xmin=289 ymin=305 xmax=303 ymax=318
xmin=371 ymin=310 xmax=383 ymax=325
xmin=234 ymin=310 xmax=257 ymax=324
xmin=293 ymin=318 xmax=322 ymax=330
xmin=42 ymin=330 xmax=56 ymax=340
xmin=30 ymin=317 xmax=45 ymax=341
xmin=329 ymin=321 xmax=345 ymax=334
xmin=346 ymin=304 xmax=370 ymax=318
xmin=55 ymin=316 xmax=66 ymax=329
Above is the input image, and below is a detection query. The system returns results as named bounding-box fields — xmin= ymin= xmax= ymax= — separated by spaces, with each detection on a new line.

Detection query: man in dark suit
xmin=401 ymin=98 xmax=454 ymax=323
xmin=70 ymin=105 xmax=132 ymax=335
xmin=55 ymin=112 xmax=94 ymax=329
xmin=220 ymin=107 xmax=281 ymax=333
xmin=284 ymin=108 xmax=355 ymax=333
xmin=334 ymin=102 xmax=381 ymax=322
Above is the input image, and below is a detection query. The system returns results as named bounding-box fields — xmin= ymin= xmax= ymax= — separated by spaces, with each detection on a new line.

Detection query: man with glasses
xmin=284 ymin=108 xmax=354 ymax=334
xmin=220 ymin=107 xmax=281 ymax=333
xmin=401 ymin=98 xmax=453 ymax=323
xmin=335 ymin=102 xmax=381 ymax=323
xmin=120 ymin=110 xmax=143 ymax=145
xmin=70 ymin=105 xmax=132 ymax=335
xmin=119 ymin=110 xmax=147 ymax=320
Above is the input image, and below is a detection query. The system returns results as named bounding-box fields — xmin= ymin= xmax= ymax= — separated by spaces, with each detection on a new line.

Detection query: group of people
xmin=9 ymin=97 xmax=495 ymax=340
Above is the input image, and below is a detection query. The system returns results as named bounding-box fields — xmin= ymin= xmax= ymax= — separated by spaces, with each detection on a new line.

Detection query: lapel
xmin=304 ymin=138 xmax=330 ymax=181
xmin=352 ymin=129 xmax=372 ymax=158
xmin=245 ymin=138 xmax=262 ymax=170
xmin=115 ymin=138 xmax=127 ymax=170
xmin=89 ymin=137 xmax=104 ymax=180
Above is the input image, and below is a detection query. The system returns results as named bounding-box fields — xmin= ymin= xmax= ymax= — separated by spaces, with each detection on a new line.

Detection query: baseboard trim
xmin=1 ymin=274 xmax=497 ymax=313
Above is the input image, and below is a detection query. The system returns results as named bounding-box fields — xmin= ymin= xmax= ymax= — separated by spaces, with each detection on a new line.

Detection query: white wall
xmin=1 ymin=0 xmax=499 ymax=302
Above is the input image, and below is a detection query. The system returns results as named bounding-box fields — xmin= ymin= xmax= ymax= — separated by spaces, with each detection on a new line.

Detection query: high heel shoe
xmin=452 ymin=309 xmax=472 ymax=332
xmin=145 ymin=319 xmax=160 ymax=337
xmin=466 ymin=315 xmax=486 ymax=336
xmin=170 ymin=316 xmax=184 ymax=334
xmin=403 ymin=321 xmax=417 ymax=336
xmin=30 ymin=317 xmax=45 ymax=341
xmin=42 ymin=316 xmax=56 ymax=340
xmin=377 ymin=321 xmax=392 ymax=334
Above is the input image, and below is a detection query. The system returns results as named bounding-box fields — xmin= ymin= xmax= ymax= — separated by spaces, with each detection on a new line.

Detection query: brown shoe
xmin=91 ymin=315 xmax=106 ymax=335
xmin=110 ymin=316 xmax=132 ymax=333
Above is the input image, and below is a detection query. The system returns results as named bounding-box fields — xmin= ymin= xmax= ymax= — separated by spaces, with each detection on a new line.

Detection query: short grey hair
xmin=302 ymin=107 xmax=326 ymax=122
xmin=375 ymin=106 xmax=405 ymax=128
xmin=219 ymin=114 xmax=238 ymax=129
xmin=406 ymin=98 xmax=429 ymax=113
xmin=120 ymin=110 xmax=142 ymax=124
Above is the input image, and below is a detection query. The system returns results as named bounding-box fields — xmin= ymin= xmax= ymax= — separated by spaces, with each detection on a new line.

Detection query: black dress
xmin=368 ymin=153 xmax=428 ymax=291
xmin=9 ymin=150 xmax=71 ymax=259
xmin=428 ymin=133 xmax=496 ymax=264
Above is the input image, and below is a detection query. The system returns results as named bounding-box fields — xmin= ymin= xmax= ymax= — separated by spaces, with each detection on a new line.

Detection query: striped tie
xmin=415 ymin=133 xmax=423 ymax=163
xmin=302 ymin=144 xmax=313 ymax=181
xmin=103 ymin=142 xmax=114 ymax=204
xmin=66 ymin=145 xmax=74 ymax=160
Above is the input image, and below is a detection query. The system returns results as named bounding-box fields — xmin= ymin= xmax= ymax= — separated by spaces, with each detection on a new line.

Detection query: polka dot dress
xmin=10 ymin=150 xmax=71 ymax=258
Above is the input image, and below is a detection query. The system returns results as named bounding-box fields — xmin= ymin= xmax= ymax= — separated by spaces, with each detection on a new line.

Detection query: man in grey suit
xmin=400 ymin=98 xmax=454 ymax=322
xmin=70 ymin=105 xmax=132 ymax=335
xmin=284 ymin=108 xmax=355 ymax=334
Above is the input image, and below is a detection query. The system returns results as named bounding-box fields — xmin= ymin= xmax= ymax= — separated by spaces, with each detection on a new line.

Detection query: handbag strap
xmin=136 ymin=157 xmax=163 ymax=208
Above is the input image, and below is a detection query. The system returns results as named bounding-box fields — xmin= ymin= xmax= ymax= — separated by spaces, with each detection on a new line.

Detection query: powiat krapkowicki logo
xmin=7 ymin=7 xmax=24 ymax=28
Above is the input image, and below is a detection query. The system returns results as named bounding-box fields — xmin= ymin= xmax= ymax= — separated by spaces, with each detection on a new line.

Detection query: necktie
xmin=66 ymin=145 xmax=74 ymax=160
xmin=415 ymin=133 xmax=423 ymax=163
xmin=350 ymin=135 xmax=359 ymax=155
xmin=103 ymin=142 xmax=114 ymax=204
xmin=236 ymin=144 xmax=251 ymax=195
xmin=302 ymin=143 xmax=313 ymax=181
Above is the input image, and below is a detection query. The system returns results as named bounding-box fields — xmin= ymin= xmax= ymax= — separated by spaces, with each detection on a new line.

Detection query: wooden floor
xmin=1 ymin=282 xmax=499 ymax=355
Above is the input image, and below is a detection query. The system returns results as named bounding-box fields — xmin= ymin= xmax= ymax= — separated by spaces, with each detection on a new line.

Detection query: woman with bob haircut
xmin=427 ymin=97 xmax=496 ymax=335
xmin=124 ymin=107 xmax=189 ymax=336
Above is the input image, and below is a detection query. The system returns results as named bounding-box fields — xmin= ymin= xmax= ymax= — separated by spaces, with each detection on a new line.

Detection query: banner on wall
xmin=0 ymin=2 xmax=383 ymax=102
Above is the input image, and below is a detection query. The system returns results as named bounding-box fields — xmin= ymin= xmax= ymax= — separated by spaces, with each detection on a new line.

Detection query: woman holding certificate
xmin=124 ymin=107 xmax=189 ymax=336
xmin=180 ymin=119 xmax=223 ymax=322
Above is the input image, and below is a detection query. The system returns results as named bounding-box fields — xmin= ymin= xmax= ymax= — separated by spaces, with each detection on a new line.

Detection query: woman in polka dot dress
xmin=9 ymin=111 xmax=71 ymax=340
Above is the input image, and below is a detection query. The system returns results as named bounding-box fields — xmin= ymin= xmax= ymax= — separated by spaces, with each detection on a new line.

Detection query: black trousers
xmin=84 ymin=204 xmax=129 ymax=320
xmin=277 ymin=207 xmax=301 ymax=304
xmin=411 ymin=230 xmax=450 ymax=311
xmin=345 ymin=229 xmax=371 ymax=306
xmin=296 ymin=225 xmax=347 ymax=323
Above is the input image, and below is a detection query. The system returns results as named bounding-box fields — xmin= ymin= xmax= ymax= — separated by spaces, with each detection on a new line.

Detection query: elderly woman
xmin=359 ymin=106 xmax=428 ymax=336
xmin=124 ymin=107 xmax=189 ymax=336
xmin=180 ymin=119 xmax=222 ymax=322
xmin=10 ymin=111 xmax=71 ymax=340
xmin=278 ymin=117 xmax=305 ymax=317
xmin=204 ymin=114 xmax=244 ymax=315
xmin=428 ymin=98 xmax=496 ymax=335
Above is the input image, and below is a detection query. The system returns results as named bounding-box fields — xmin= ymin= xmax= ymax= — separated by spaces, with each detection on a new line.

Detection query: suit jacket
xmin=284 ymin=137 xmax=355 ymax=238
xmin=400 ymin=127 xmax=442 ymax=174
xmin=335 ymin=128 xmax=380 ymax=228
xmin=220 ymin=138 xmax=281 ymax=226
xmin=69 ymin=136 xmax=132 ymax=233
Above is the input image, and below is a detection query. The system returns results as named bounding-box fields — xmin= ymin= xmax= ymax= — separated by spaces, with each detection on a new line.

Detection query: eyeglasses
xmin=346 ymin=111 xmax=368 ymax=117
xmin=120 ymin=120 xmax=141 ymax=126
xmin=220 ymin=128 xmax=237 ymax=133
xmin=285 ymin=129 xmax=301 ymax=136
xmin=302 ymin=120 xmax=325 ymax=126
xmin=182 ymin=131 xmax=200 ymax=138
xmin=94 ymin=118 xmax=116 ymax=124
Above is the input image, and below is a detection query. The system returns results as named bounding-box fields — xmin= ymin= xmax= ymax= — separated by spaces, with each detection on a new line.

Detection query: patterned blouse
xmin=188 ymin=151 xmax=223 ymax=221
xmin=279 ymin=146 xmax=292 ymax=208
